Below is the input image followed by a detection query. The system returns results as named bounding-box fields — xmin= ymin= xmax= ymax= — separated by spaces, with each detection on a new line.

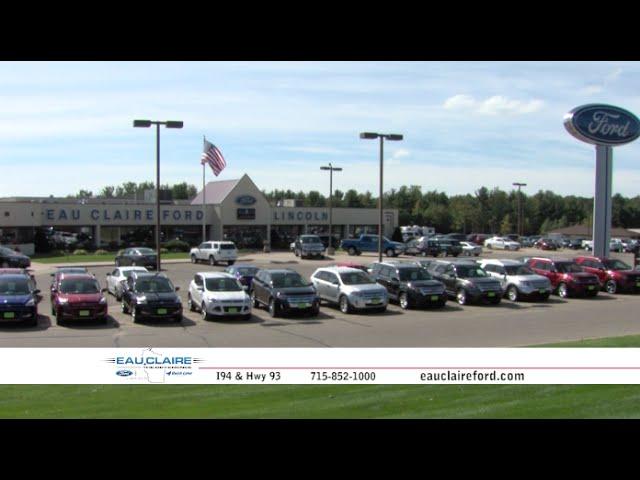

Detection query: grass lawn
xmin=32 ymin=252 xmax=189 ymax=264
xmin=3 ymin=334 xmax=640 ymax=418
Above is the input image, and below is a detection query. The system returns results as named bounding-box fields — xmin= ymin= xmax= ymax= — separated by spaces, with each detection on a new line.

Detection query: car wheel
xmin=294 ymin=249 xmax=299 ymax=257
xmin=251 ymin=290 xmax=260 ymax=308
xmin=558 ymin=283 xmax=569 ymax=298
xmin=456 ymin=288 xmax=467 ymax=305
xmin=420 ymin=251 xmax=427 ymax=257
xmin=268 ymin=298 xmax=279 ymax=318
xmin=399 ymin=292 xmax=410 ymax=310
xmin=507 ymin=285 xmax=519 ymax=302
xmin=25 ymin=315 xmax=38 ymax=328
xmin=339 ymin=295 xmax=352 ymax=314
xmin=173 ymin=314 xmax=182 ymax=323
xmin=187 ymin=294 xmax=195 ymax=311
xmin=132 ymin=307 xmax=140 ymax=323
xmin=209 ymin=256 xmax=216 ymax=266
xmin=228 ymin=261 xmax=235 ymax=266
xmin=115 ymin=259 xmax=120 ymax=267
xmin=115 ymin=290 xmax=122 ymax=302
xmin=386 ymin=248 xmax=394 ymax=257
xmin=348 ymin=247 xmax=357 ymax=256
xmin=201 ymin=303 xmax=209 ymax=321
xmin=605 ymin=280 xmax=617 ymax=294
xmin=191 ymin=255 xmax=196 ymax=264
xmin=131 ymin=261 xmax=137 ymax=267
xmin=121 ymin=301 xmax=129 ymax=314
xmin=1 ymin=261 xmax=8 ymax=268
xmin=51 ymin=303 xmax=56 ymax=316
xmin=541 ymin=292 xmax=551 ymax=301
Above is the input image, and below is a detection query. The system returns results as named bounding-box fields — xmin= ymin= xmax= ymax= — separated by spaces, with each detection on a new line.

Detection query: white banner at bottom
xmin=3 ymin=348 xmax=640 ymax=384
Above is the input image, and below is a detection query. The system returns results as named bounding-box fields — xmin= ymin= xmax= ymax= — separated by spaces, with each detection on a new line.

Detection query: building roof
xmin=190 ymin=178 xmax=241 ymax=205
xmin=548 ymin=224 xmax=640 ymax=238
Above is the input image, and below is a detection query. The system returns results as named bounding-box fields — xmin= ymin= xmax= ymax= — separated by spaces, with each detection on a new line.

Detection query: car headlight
xmin=137 ymin=296 xmax=147 ymax=304
xmin=58 ymin=297 xmax=69 ymax=304
xmin=99 ymin=297 xmax=107 ymax=304
xmin=25 ymin=298 xmax=35 ymax=307
xmin=276 ymin=291 xmax=287 ymax=299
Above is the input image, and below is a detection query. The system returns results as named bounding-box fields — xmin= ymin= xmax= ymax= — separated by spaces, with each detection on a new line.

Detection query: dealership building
xmin=0 ymin=174 xmax=398 ymax=253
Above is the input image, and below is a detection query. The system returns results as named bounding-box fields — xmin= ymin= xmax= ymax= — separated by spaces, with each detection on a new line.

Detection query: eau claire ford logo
xmin=564 ymin=104 xmax=640 ymax=146
xmin=106 ymin=347 xmax=205 ymax=383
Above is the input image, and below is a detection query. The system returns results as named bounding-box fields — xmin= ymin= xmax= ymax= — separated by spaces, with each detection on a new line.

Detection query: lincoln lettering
xmin=273 ymin=210 xmax=329 ymax=222
xmin=588 ymin=112 xmax=631 ymax=138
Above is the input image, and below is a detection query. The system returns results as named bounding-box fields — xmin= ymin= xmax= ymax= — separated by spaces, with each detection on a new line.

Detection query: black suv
xmin=250 ymin=269 xmax=320 ymax=317
xmin=431 ymin=238 xmax=462 ymax=257
xmin=121 ymin=272 xmax=182 ymax=323
xmin=404 ymin=238 xmax=440 ymax=257
xmin=369 ymin=261 xmax=447 ymax=309
xmin=428 ymin=260 xmax=503 ymax=305
xmin=114 ymin=247 xmax=158 ymax=269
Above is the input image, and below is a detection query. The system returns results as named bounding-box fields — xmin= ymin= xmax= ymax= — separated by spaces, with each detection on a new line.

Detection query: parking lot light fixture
xmin=512 ymin=182 xmax=527 ymax=237
xmin=359 ymin=132 xmax=404 ymax=262
xmin=133 ymin=119 xmax=184 ymax=272
xmin=320 ymin=163 xmax=343 ymax=255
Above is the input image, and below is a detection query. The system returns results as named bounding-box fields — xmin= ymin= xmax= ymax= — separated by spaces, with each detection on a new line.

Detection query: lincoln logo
xmin=564 ymin=104 xmax=640 ymax=146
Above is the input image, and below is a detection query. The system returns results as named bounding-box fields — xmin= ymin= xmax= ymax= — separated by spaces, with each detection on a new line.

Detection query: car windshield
xmin=271 ymin=272 xmax=307 ymax=288
xmin=556 ymin=263 xmax=583 ymax=273
xmin=504 ymin=265 xmax=535 ymax=276
xmin=135 ymin=278 xmax=174 ymax=293
xmin=399 ymin=268 xmax=432 ymax=281
xmin=0 ymin=278 xmax=30 ymax=295
xmin=123 ymin=269 xmax=146 ymax=278
xmin=339 ymin=271 xmax=375 ymax=285
xmin=301 ymin=236 xmax=322 ymax=244
xmin=220 ymin=244 xmax=236 ymax=250
xmin=0 ymin=246 xmax=18 ymax=255
xmin=58 ymin=268 xmax=88 ymax=275
xmin=59 ymin=279 xmax=100 ymax=294
xmin=456 ymin=265 xmax=489 ymax=278
xmin=205 ymin=277 xmax=242 ymax=292
xmin=137 ymin=248 xmax=156 ymax=255
xmin=234 ymin=267 xmax=258 ymax=276
xmin=603 ymin=259 xmax=631 ymax=271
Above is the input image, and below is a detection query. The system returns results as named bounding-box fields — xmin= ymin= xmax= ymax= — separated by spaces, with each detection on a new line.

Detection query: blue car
xmin=224 ymin=264 xmax=260 ymax=288
xmin=0 ymin=274 xmax=40 ymax=327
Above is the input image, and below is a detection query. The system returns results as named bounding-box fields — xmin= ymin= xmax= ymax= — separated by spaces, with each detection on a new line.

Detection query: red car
xmin=534 ymin=238 xmax=558 ymax=251
xmin=526 ymin=257 xmax=600 ymax=298
xmin=574 ymin=256 xmax=640 ymax=294
xmin=50 ymin=273 xmax=108 ymax=324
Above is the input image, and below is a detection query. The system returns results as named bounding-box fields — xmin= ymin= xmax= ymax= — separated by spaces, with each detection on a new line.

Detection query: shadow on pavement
xmin=57 ymin=315 xmax=120 ymax=329
xmin=0 ymin=314 xmax=52 ymax=332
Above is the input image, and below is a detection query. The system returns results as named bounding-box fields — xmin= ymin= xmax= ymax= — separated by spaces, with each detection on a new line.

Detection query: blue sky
xmin=1 ymin=61 xmax=639 ymax=198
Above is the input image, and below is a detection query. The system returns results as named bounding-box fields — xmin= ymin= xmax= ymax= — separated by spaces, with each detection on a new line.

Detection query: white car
xmin=187 ymin=271 xmax=252 ymax=320
xmin=479 ymin=259 xmax=552 ymax=302
xmin=289 ymin=241 xmax=296 ymax=252
xmin=105 ymin=266 xmax=149 ymax=300
xmin=190 ymin=241 xmax=238 ymax=266
xmin=484 ymin=236 xmax=520 ymax=250
xmin=310 ymin=266 xmax=388 ymax=314
xmin=460 ymin=241 xmax=483 ymax=256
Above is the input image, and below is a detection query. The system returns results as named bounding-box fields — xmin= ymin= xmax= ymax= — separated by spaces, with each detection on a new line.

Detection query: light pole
xmin=512 ymin=182 xmax=527 ymax=237
xmin=360 ymin=132 xmax=404 ymax=262
xmin=133 ymin=119 xmax=184 ymax=271
xmin=320 ymin=163 xmax=342 ymax=255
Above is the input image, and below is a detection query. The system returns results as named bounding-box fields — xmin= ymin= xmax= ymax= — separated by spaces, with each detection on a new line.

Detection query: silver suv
xmin=294 ymin=235 xmax=326 ymax=259
xmin=310 ymin=266 xmax=388 ymax=314
xmin=479 ymin=259 xmax=552 ymax=301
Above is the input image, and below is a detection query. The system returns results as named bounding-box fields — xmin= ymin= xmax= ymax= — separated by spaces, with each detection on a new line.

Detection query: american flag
xmin=201 ymin=139 xmax=227 ymax=176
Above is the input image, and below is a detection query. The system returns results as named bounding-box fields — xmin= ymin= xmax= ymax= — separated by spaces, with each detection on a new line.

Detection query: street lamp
xmin=512 ymin=182 xmax=527 ymax=237
xmin=320 ymin=163 xmax=343 ymax=255
xmin=360 ymin=132 xmax=404 ymax=262
xmin=133 ymin=119 xmax=184 ymax=272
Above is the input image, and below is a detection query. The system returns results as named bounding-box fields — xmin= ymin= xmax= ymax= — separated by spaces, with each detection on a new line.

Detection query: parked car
xmin=519 ymin=237 xmax=535 ymax=248
xmin=526 ymin=257 xmax=600 ymax=298
xmin=121 ymin=272 xmax=182 ymax=323
xmin=582 ymin=240 xmax=594 ymax=250
xmin=188 ymin=272 xmax=252 ymax=321
xmin=311 ymin=266 xmax=388 ymax=313
xmin=293 ymin=235 xmax=326 ymax=259
xmin=0 ymin=246 xmax=31 ymax=268
xmin=50 ymin=274 xmax=108 ymax=324
xmin=189 ymin=241 xmax=237 ymax=266
xmin=369 ymin=261 xmax=447 ymax=309
xmin=484 ymin=237 xmax=521 ymax=251
xmin=479 ymin=259 xmax=552 ymax=301
xmin=404 ymin=238 xmax=439 ymax=257
xmin=105 ymin=266 xmax=149 ymax=301
xmin=223 ymin=264 xmax=260 ymax=288
xmin=432 ymin=238 xmax=463 ymax=257
xmin=250 ymin=269 xmax=320 ymax=317
xmin=340 ymin=234 xmax=406 ymax=257
xmin=566 ymin=238 xmax=585 ymax=249
xmin=574 ymin=256 xmax=640 ymax=294
xmin=0 ymin=273 xmax=40 ymax=326
xmin=505 ymin=234 xmax=520 ymax=242
xmin=0 ymin=268 xmax=36 ymax=287
xmin=460 ymin=241 xmax=482 ymax=257
xmin=412 ymin=258 xmax=438 ymax=271
xmin=466 ymin=233 xmax=490 ymax=245
xmin=50 ymin=267 xmax=91 ymax=303
xmin=534 ymin=238 xmax=558 ymax=251
xmin=114 ymin=247 xmax=158 ymax=269
xmin=428 ymin=259 xmax=503 ymax=305
xmin=331 ymin=261 xmax=369 ymax=272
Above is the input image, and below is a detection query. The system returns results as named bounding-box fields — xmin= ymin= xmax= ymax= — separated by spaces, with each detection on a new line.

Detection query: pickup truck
xmin=190 ymin=241 xmax=238 ymax=266
xmin=340 ymin=235 xmax=406 ymax=257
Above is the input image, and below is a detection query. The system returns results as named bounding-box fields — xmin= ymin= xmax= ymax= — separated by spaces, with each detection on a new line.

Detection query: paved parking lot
xmin=2 ymin=248 xmax=639 ymax=347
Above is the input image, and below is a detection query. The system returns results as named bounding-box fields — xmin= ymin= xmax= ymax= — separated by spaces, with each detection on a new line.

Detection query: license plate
xmin=430 ymin=295 xmax=439 ymax=301
xmin=3 ymin=312 xmax=15 ymax=319
xmin=636 ymin=282 xmax=640 ymax=287
xmin=79 ymin=310 xmax=90 ymax=317
xmin=588 ymin=285 xmax=595 ymax=290
xmin=228 ymin=308 xmax=238 ymax=313
xmin=487 ymin=292 xmax=496 ymax=297
xmin=157 ymin=308 xmax=167 ymax=314
xmin=370 ymin=298 xmax=382 ymax=304
xmin=293 ymin=303 xmax=311 ymax=308
xmin=539 ymin=289 xmax=546 ymax=294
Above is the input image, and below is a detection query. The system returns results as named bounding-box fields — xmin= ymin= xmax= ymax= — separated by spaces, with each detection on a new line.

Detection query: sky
xmin=1 ymin=61 xmax=639 ymax=198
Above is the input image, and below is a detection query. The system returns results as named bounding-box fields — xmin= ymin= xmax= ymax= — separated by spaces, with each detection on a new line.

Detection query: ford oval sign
xmin=236 ymin=195 xmax=256 ymax=206
xmin=564 ymin=104 xmax=640 ymax=146
xmin=116 ymin=370 xmax=133 ymax=377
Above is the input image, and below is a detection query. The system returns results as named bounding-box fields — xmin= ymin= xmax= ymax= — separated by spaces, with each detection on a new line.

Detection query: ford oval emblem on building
xmin=236 ymin=195 xmax=257 ymax=206
xmin=116 ymin=370 xmax=133 ymax=377
xmin=564 ymin=104 xmax=640 ymax=146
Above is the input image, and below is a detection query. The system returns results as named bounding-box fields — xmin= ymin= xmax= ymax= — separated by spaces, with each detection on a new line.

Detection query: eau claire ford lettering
xmin=44 ymin=207 xmax=204 ymax=224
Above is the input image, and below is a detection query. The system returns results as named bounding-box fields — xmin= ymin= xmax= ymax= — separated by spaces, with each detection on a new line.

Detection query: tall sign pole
xmin=320 ymin=163 xmax=342 ymax=255
xmin=564 ymin=104 xmax=640 ymax=258
xmin=202 ymin=135 xmax=206 ymax=243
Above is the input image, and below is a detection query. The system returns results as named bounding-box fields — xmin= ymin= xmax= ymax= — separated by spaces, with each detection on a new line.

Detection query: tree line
xmin=68 ymin=182 xmax=198 ymax=201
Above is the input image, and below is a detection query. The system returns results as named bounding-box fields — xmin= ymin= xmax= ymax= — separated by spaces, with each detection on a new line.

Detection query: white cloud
xmin=443 ymin=94 xmax=544 ymax=115
xmin=580 ymin=85 xmax=603 ymax=95
xmin=605 ymin=67 xmax=623 ymax=83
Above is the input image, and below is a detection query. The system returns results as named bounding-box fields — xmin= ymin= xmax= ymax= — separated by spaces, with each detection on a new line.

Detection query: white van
xmin=190 ymin=241 xmax=238 ymax=266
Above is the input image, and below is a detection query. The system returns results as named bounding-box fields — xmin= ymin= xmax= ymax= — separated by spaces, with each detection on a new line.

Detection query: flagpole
xmin=202 ymin=135 xmax=206 ymax=243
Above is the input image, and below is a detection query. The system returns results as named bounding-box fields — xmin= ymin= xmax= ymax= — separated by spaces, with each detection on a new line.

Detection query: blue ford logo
xmin=116 ymin=370 xmax=133 ymax=377
xmin=236 ymin=195 xmax=256 ymax=205
xmin=564 ymin=104 xmax=640 ymax=146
